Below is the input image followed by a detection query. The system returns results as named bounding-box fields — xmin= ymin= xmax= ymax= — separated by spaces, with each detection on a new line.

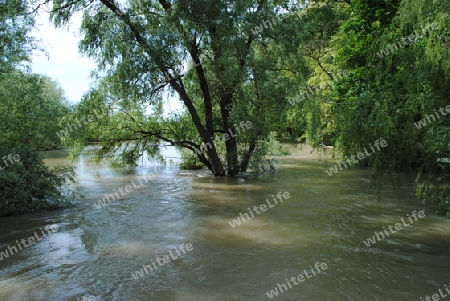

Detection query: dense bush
xmin=0 ymin=0 xmax=77 ymax=216
xmin=0 ymin=148 xmax=76 ymax=216
xmin=286 ymin=0 xmax=450 ymax=217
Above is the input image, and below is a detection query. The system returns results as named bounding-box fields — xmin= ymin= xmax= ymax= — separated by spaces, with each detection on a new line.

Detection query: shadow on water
xmin=0 ymin=145 xmax=449 ymax=300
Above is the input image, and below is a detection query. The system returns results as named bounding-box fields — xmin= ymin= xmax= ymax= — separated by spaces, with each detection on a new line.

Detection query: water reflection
xmin=0 ymin=146 xmax=449 ymax=300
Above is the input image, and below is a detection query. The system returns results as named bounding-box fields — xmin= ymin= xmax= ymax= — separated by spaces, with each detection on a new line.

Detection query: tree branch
xmin=188 ymin=36 xmax=214 ymax=135
xmin=98 ymin=0 xmax=210 ymax=143
xmin=158 ymin=0 xmax=171 ymax=11
xmin=308 ymin=55 xmax=334 ymax=80
xmin=48 ymin=0 xmax=94 ymax=14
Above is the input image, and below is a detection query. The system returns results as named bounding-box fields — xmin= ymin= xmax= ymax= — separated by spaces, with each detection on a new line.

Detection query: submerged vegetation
xmin=0 ymin=0 xmax=448 ymax=216
xmin=0 ymin=149 xmax=76 ymax=216
xmin=293 ymin=0 xmax=449 ymax=216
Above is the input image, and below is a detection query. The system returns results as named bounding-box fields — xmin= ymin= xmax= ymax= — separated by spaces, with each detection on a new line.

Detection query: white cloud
xmin=30 ymin=8 xmax=184 ymax=114
xmin=31 ymin=10 xmax=96 ymax=103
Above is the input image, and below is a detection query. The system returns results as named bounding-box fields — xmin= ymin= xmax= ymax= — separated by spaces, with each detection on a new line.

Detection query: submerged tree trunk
xmin=171 ymin=77 xmax=225 ymax=176
xmin=220 ymin=93 xmax=239 ymax=176
xmin=51 ymin=0 xmax=291 ymax=178
xmin=240 ymin=137 xmax=258 ymax=172
xmin=203 ymin=135 xmax=225 ymax=176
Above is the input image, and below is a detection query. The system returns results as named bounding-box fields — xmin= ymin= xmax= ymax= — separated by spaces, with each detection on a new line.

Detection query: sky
xmin=31 ymin=11 xmax=96 ymax=104
xmin=31 ymin=9 xmax=184 ymax=115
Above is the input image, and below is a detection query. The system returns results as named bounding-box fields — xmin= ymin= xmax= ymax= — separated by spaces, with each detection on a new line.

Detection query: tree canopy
xmin=0 ymin=0 xmax=76 ymax=216
xmin=285 ymin=0 xmax=449 ymax=216
xmin=0 ymin=0 xmax=36 ymax=73
xmin=0 ymin=72 xmax=70 ymax=150
xmin=43 ymin=0 xmax=449 ymax=216
xmin=49 ymin=0 xmax=303 ymax=176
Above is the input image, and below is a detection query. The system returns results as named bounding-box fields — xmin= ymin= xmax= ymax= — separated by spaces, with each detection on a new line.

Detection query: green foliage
xmin=45 ymin=0 xmax=449 ymax=216
xmin=0 ymin=71 xmax=70 ymax=150
xmin=244 ymin=132 xmax=291 ymax=173
xmin=0 ymin=0 xmax=36 ymax=73
xmin=50 ymin=0 xmax=300 ymax=176
xmin=294 ymin=0 xmax=450 ymax=217
xmin=179 ymin=148 xmax=204 ymax=170
xmin=0 ymin=148 xmax=76 ymax=216
xmin=0 ymin=0 xmax=78 ymax=216
xmin=265 ymin=132 xmax=291 ymax=156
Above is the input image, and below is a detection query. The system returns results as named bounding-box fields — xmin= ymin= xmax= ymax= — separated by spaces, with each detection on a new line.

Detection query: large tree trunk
xmin=220 ymin=92 xmax=239 ymax=176
xmin=173 ymin=83 xmax=225 ymax=176
xmin=188 ymin=46 xmax=225 ymax=176
xmin=203 ymin=134 xmax=225 ymax=176
xmin=97 ymin=0 xmax=229 ymax=177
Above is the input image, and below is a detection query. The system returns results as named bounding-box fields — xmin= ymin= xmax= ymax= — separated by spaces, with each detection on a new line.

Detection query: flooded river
xmin=0 ymin=145 xmax=449 ymax=301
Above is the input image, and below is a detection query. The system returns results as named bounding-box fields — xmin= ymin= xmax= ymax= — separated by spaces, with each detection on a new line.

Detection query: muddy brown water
xmin=0 ymin=145 xmax=449 ymax=301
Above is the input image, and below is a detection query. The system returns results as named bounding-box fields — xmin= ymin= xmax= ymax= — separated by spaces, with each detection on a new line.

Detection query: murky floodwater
xmin=0 ymin=145 xmax=449 ymax=301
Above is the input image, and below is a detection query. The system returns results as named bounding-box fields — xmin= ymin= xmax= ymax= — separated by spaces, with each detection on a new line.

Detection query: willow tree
xmin=325 ymin=0 xmax=450 ymax=215
xmin=294 ymin=0 xmax=450 ymax=216
xmin=0 ymin=0 xmax=36 ymax=74
xmin=48 ymin=0 xmax=303 ymax=176
xmin=0 ymin=0 xmax=76 ymax=216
